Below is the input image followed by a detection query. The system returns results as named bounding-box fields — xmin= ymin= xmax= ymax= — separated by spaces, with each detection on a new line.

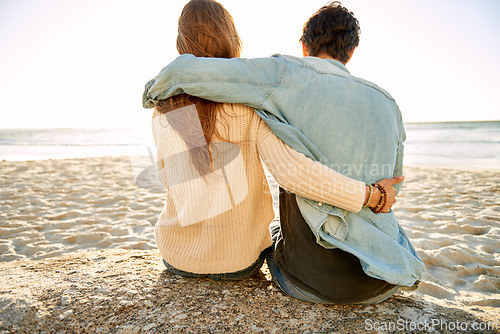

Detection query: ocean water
xmin=403 ymin=121 xmax=499 ymax=171
xmin=0 ymin=121 xmax=499 ymax=170
xmin=0 ymin=128 xmax=151 ymax=161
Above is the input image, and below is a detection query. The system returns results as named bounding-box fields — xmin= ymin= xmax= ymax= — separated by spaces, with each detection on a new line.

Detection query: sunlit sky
xmin=0 ymin=0 xmax=499 ymax=129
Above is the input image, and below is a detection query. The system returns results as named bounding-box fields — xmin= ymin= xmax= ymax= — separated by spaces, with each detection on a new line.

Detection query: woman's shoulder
xmin=218 ymin=103 xmax=261 ymax=128
xmin=219 ymin=103 xmax=255 ymax=118
xmin=214 ymin=103 xmax=262 ymax=142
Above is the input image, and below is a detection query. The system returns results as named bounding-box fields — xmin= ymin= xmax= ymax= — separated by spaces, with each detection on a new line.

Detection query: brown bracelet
xmin=372 ymin=184 xmax=386 ymax=213
xmin=371 ymin=183 xmax=387 ymax=214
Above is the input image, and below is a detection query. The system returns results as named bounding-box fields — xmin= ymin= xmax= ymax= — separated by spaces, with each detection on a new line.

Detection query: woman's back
xmin=152 ymin=103 xmax=274 ymax=274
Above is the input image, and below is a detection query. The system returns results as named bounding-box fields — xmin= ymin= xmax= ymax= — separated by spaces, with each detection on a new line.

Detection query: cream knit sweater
xmin=152 ymin=104 xmax=365 ymax=274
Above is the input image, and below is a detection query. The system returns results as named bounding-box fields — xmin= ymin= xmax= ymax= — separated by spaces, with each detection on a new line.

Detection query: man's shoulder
xmin=348 ymin=75 xmax=396 ymax=102
xmin=277 ymin=54 xmax=396 ymax=102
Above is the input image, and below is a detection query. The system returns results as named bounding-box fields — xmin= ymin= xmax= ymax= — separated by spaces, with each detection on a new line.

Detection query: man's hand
xmin=366 ymin=175 xmax=404 ymax=213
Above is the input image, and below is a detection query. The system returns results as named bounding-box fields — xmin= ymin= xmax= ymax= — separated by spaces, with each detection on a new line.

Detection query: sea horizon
xmin=1 ymin=121 xmax=499 ymax=171
xmin=1 ymin=119 xmax=499 ymax=130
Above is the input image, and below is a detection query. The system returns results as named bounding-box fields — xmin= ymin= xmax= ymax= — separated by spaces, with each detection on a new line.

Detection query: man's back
xmin=256 ymin=55 xmax=404 ymax=184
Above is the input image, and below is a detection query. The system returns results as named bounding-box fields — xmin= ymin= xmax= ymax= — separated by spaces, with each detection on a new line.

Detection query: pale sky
xmin=0 ymin=0 xmax=499 ymax=129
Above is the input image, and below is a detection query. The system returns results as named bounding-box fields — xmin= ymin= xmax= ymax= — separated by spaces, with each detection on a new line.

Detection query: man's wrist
xmin=367 ymin=187 xmax=381 ymax=208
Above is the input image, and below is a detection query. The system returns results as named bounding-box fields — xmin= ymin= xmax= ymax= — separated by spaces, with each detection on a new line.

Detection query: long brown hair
xmin=156 ymin=0 xmax=241 ymax=175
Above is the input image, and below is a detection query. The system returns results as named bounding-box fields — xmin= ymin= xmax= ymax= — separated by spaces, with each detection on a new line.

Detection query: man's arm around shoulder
xmin=143 ymin=54 xmax=288 ymax=109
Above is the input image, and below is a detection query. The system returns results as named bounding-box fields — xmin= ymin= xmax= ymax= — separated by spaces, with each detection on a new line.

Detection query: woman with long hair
xmin=150 ymin=0 xmax=399 ymax=280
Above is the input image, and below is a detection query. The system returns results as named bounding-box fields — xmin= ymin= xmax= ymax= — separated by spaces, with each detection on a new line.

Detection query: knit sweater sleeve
xmin=256 ymin=120 xmax=365 ymax=213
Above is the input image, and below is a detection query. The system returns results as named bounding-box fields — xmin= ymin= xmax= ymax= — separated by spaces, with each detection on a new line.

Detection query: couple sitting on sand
xmin=143 ymin=0 xmax=423 ymax=304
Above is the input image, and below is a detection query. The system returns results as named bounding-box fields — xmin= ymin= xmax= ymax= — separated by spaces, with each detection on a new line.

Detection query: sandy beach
xmin=0 ymin=156 xmax=498 ymax=333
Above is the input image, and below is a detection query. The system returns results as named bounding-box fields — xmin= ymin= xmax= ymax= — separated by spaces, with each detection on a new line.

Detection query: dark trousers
xmin=268 ymin=187 xmax=399 ymax=304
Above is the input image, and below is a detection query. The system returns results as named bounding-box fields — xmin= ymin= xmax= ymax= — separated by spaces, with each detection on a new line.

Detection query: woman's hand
xmin=365 ymin=175 xmax=404 ymax=213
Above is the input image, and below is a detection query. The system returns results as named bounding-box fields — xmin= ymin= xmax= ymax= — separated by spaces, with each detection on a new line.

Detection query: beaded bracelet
xmin=374 ymin=184 xmax=387 ymax=213
xmin=363 ymin=184 xmax=373 ymax=207
xmin=372 ymin=184 xmax=385 ymax=213
xmin=371 ymin=183 xmax=387 ymax=214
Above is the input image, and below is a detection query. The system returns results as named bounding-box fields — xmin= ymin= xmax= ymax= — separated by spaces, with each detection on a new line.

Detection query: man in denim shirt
xmin=143 ymin=2 xmax=423 ymax=304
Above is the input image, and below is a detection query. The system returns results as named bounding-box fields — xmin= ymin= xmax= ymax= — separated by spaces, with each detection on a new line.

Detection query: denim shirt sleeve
xmin=142 ymin=54 xmax=288 ymax=110
xmin=393 ymin=105 xmax=406 ymax=194
xmin=142 ymin=54 xmax=328 ymax=165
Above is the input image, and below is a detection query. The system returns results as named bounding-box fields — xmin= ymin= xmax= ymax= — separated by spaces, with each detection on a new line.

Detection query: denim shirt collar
xmin=324 ymin=58 xmax=350 ymax=73
xmin=300 ymin=56 xmax=351 ymax=74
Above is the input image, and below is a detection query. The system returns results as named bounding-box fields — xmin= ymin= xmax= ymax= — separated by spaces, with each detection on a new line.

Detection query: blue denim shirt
xmin=143 ymin=54 xmax=423 ymax=286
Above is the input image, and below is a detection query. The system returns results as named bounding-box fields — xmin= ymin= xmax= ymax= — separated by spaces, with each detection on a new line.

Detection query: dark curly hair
xmin=300 ymin=1 xmax=360 ymax=63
